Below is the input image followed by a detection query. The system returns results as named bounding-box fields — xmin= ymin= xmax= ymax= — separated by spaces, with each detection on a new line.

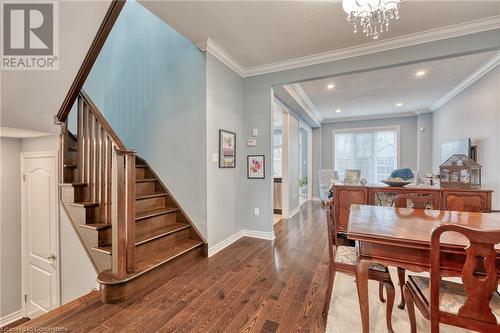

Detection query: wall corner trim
xmin=208 ymin=229 xmax=276 ymax=257
xmin=431 ymin=52 xmax=500 ymax=111
xmin=0 ymin=309 xmax=23 ymax=327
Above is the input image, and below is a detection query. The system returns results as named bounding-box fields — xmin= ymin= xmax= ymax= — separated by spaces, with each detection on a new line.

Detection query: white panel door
xmin=22 ymin=152 xmax=59 ymax=317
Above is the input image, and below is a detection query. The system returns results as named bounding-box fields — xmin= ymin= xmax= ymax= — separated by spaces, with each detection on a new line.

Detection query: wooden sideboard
xmin=333 ymin=184 xmax=493 ymax=233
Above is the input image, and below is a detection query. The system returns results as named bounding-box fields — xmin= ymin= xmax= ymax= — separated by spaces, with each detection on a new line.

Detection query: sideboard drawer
xmin=442 ymin=191 xmax=492 ymax=213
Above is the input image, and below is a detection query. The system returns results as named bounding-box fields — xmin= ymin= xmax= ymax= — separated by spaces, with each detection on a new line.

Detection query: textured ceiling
xmin=139 ymin=0 xmax=500 ymax=68
xmin=297 ymin=51 xmax=498 ymax=121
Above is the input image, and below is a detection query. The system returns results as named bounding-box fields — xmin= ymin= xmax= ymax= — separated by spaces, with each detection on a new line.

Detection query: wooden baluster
xmin=99 ymin=127 xmax=106 ymax=224
xmin=106 ymin=138 xmax=112 ymax=224
xmin=77 ymin=96 xmax=84 ymax=183
xmin=93 ymin=118 xmax=100 ymax=205
xmin=84 ymin=103 xmax=91 ymax=200
xmin=89 ymin=112 xmax=96 ymax=202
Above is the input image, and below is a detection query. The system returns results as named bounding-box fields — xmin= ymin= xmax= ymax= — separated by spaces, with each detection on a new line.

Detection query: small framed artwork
xmin=247 ymin=155 xmax=265 ymax=179
xmin=344 ymin=169 xmax=361 ymax=185
xmin=219 ymin=129 xmax=236 ymax=168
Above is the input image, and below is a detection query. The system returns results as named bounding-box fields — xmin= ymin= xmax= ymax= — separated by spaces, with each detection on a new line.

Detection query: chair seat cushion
xmin=409 ymin=275 xmax=500 ymax=321
xmin=335 ymin=246 xmax=387 ymax=272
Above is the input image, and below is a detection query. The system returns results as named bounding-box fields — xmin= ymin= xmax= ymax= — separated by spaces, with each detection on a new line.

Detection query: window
xmin=334 ymin=127 xmax=399 ymax=184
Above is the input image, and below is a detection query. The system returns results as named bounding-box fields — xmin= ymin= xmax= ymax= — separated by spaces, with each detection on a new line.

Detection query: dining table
xmin=347 ymin=204 xmax=500 ymax=333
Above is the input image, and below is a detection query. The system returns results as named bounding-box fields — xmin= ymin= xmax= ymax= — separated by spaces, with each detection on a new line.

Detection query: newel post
xmin=111 ymin=148 xmax=136 ymax=278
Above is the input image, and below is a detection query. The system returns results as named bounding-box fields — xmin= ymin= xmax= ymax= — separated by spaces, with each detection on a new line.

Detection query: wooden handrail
xmin=62 ymin=90 xmax=135 ymax=278
xmin=55 ymin=0 xmax=125 ymax=123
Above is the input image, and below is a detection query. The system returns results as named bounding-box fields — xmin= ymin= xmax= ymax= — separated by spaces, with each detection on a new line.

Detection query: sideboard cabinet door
xmin=442 ymin=191 xmax=492 ymax=213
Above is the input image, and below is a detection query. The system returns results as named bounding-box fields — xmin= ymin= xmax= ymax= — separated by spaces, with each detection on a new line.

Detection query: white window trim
xmin=332 ymin=125 xmax=401 ymax=179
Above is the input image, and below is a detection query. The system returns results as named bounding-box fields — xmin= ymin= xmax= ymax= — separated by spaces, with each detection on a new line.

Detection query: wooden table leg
xmin=355 ymin=258 xmax=371 ymax=333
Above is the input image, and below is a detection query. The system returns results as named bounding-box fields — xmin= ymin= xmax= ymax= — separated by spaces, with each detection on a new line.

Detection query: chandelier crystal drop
xmin=342 ymin=0 xmax=405 ymax=40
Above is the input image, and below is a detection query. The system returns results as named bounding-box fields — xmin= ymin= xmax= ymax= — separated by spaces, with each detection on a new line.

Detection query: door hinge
xmin=23 ymin=174 xmax=26 ymax=182
xmin=24 ymin=294 xmax=28 ymax=303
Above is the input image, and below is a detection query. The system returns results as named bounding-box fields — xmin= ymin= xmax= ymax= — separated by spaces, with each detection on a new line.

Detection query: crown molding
xmin=198 ymin=16 xmax=500 ymax=78
xmin=282 ymin=84 xmax=322 ymax=127
xmin=431 ymin=52 xmax=500 ymax=111
xmin=322 ymin=111 xmax=418 ymax=124
xmin=196 ymin=37 xmax=245 ymax=76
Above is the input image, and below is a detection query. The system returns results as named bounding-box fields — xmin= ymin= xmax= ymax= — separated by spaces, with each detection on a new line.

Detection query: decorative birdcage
xmin=439 ymin=154 xmax=481 ymax=189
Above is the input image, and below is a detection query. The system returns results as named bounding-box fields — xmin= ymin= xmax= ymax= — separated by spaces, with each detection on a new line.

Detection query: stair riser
xmin=135 ymin=229 xmax=190 ymax=259
xmin=98 ymin=228 xmax=112 ymax=247
xmin=136 ymin=182 xmax=156 ymax=195
xmin=63 ymin=167 xmax=77 ymax=183
xmin=135 ymin=167 xmax=152 ymax=180
xmin=66 ymin=205 xmax=99 ymax=224
xmin=61 ymin=186 xmax=85 ymax=204
xmin=135 ymin=197 xmax=166 ymax=214
xmin=135 ymin=213 xmax=178 ymax=236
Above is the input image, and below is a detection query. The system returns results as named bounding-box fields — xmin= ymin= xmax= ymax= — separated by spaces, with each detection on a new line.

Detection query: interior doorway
xmin=299 ymin=124 xmax=313 ymax=205
xmin=21 ymin=151 xmax=60 ymax=318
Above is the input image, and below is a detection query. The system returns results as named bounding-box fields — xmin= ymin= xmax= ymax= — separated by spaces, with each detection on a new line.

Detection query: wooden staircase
xmin=59 ymin=91 xmax=207 ymax=303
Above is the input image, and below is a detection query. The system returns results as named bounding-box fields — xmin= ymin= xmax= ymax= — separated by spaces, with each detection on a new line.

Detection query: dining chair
xmin=403 ymin=224 xmax=500 ymax=332
xmin=394 ymin=193 xmax=435 ymax=310
xmin=322 ymin=200 xmax=396 ymax=332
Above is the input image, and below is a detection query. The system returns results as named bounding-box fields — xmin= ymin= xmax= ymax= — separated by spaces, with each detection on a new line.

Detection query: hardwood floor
xmin=17 ymin=201 xmax=329 ymax=332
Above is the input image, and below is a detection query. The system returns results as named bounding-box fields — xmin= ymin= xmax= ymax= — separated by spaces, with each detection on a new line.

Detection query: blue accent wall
xmin=84 ymin=0 xmax=207 ymax=236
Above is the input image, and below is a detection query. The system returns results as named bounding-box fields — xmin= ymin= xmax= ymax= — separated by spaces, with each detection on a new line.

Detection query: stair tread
xmin=92 ymin=245 xmax=111 ymax=255
xmin=64 ymin=164 xmax=77 ymax=168
xmin=68 ymin=147 xmax=78 ymax=151
xmin=136 ymin=207 xmax=178 ymax=220
xmin=97 ymin=239 xmax=203 ymax=284
xmin=135 ymin=239 xmax=203 ymax=272
xmin=136 ymin=178 xmax=157 ymax=183
xmin=135 ymin=165 xmax=148 ymax=168
xmin=68 ymin=201 xmax=99 ymax=208
xmin=79 ymin=223 xmax=110 ymax=230
xmin=136 ymin=192 xmax=168 ymax=200
xmin=135 ymin=222 xmax=190 ymax=245
xmin=59 ymin=182 xmax=86 ymax=187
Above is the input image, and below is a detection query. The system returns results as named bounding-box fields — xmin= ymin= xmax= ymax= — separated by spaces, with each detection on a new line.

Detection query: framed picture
xmin=247 ymin=155 xmax=265 ymax=179
xmin=219 ymin=129 xmax=236 ymax=168
xmin=344 ymin=169 xmax=361 ymax=185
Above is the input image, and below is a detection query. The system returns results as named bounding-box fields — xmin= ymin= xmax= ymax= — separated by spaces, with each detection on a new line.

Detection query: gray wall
xmin=206 ymin=54 xmax=244 ymax=246
xmin=287 ymin=114 xmax=300 ymax=214
xmin=433 ymin=66 xmax=500 ymax=209
xmin=321 ymin=116 xmax=419 ymax=173
xmin=0 ymin=138 xmax=22 ymax=318
xmin=417 ymin=113 xmax=433 ymax=176
xmin=240 ymin=29 xmax=500 ymax=234
xmin=84 ymin=1 xmax=208 ymax=237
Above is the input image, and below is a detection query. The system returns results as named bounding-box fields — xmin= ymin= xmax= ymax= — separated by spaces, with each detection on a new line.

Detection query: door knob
xmin=47 ymin=254 xmax=57 ymax=261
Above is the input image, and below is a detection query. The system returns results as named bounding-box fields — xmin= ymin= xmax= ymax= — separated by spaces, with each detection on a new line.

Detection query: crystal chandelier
xmin=342 ymin=0 xmax=405 ymax=40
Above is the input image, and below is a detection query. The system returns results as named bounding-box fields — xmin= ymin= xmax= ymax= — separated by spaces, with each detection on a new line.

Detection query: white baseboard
xmin=208 ymin=230 xmax=245 ymax=257
xmin=0 ymin=309 xmax=23 ymax=326
xmin=288 ymin=206 xmax=300 ymax=218
xmin=242 ymin=229 xmax=276 ymax=241
xmin=208 ymin=229 xmax=275 ymax=257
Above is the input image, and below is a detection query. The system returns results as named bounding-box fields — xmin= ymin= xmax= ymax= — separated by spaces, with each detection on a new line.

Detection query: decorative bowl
xmin=381 ymin=180 xmax=413 ymax=187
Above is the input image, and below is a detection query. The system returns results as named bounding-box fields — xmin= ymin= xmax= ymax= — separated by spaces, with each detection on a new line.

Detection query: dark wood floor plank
xmin=17 ymin=202 xmax=328 ymax=333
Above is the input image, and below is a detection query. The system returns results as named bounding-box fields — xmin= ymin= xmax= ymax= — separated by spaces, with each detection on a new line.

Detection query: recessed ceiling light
xmin=336 ymin=109 xmax=342 ymax=113
xmin=327 ymin=84 xmax=335 ymax=90
xmin=396 ymin=102 xmax=403 ymax=107
xmin=416 ymin=70 xmax=426 ymax=77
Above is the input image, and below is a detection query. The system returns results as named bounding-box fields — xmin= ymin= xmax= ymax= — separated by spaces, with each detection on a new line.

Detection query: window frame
xmin=332 ymin=125 xmax=401 ymax=183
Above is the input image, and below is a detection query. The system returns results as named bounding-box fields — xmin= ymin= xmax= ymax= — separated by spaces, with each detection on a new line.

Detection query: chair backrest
xmin=394 ymin=193 xmax=434 ymax=209
xmin=318 ymin=169 xmax=338 ymax=201
xmin=325 ymin=201 xmax=338 ymax=247
xmin=430 ymin=224 xmax=500 ymax=326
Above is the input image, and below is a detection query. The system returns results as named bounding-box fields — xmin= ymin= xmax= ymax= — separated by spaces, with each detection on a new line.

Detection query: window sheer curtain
xmin=334 ymin=127 xmax=399 ymax=184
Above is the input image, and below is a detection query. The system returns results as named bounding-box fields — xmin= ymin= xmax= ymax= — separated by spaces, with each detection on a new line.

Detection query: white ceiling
xmin=295 ymin=51 xmax=498 ymax=121
xmin=139 ymin=0 xmax=500 ymax=70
